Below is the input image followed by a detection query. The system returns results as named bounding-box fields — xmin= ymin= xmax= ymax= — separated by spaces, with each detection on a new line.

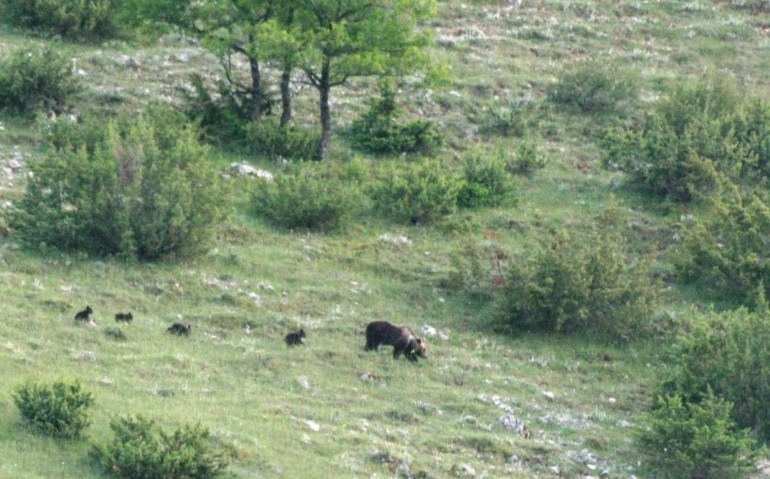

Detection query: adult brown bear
xmin=365 ymin=320 xmax=427 ymax=362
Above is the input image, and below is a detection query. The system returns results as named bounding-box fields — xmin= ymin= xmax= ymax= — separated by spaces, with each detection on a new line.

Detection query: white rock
xmin=543 ymin=391 xmax=555 ymax=400
xmin=306 ymin=420 xmax=320 ymax=432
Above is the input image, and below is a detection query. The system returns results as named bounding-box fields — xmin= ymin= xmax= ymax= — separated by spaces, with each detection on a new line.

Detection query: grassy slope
xmin=1 ymin=1 xmax=769 ymax=478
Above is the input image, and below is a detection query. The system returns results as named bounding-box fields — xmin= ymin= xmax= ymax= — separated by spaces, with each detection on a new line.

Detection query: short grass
xmin=1 ymin=0 xmax=769 ymax=478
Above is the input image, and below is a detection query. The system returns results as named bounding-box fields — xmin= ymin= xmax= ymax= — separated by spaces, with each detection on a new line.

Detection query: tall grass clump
xmin=10 ymin=108 xmax=228 ymax=260
xmin=2 ymin=0 xmax=118 ymax=39
xmin=91 ymin=415 xmax=233 ymax=479
xmin=252 ymin=163 xmax=362 ymax=231
xmin=13 ymin=380 xmax=94 ymax=439
xmin=494 ymin=205 xmax=658 ymax=339
xmin=0 ymin=45 xmax=82 ymax=115
xmin=546 ymin=59 xmax=640 ymax=116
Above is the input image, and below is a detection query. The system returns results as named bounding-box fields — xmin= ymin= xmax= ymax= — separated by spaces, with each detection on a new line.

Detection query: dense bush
xmin=369 ymin=159 xmax=463 ymax=225
xmin=676 ymin=182 xmax=770 ymax=305
xmin=244 ymin=120 xmax=320 ymax=161
xmin=10 ymin=109 xmax=228 ymax=260
xmin=546 ymin=60 xmax=640 ymax=116
xmin=602 ymin=76 xmax=770 ymax=201
xmin=457 ymin=150 xmax=516 ymax=208
xmin=495 ymin=205 xmax=658 ymax=339
xmin=91 ymin=415 xmax=233 ymax=479
xmin=505 ymin=139 xmax=547 ymax=177
xmin=477 ymin=94 xmax=541 ymax=138
xmin=657 ymin=307 xmax=770 ymax=441
xmin=13 ymin=380 xmax=94 ymax=439
xmin=349 ymin=82 xmax=443 ymax=156
xmin=637 ymin=393 xmax=757 ymax=479
xmin=2 ymin=0 xmax=117 ymax=39
xmin=253 ymin=163 xmax=361 ymax=231
xmin=0 ymin=45 xmax=82 ymax=115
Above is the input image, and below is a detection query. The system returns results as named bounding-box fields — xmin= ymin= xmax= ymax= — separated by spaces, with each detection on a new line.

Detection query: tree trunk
xmin=316 ymin=59 xmax=332 ymax=161
xmin=280 ymin=63 xmax=292 ymax=127
xmin=249 ymin=56 xmax=262 ymax=123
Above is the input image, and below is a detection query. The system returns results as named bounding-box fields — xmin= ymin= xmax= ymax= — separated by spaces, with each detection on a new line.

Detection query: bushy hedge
xmin=10 ymin=109 xmax=228 ymax=260
xmin=0 ymin=45 xmax=82 ymax=115
xmin=91 ymin=415 xmax=233 ymax=479
xmin=676 ymin=182 xmax=770 ymax=305
xmin=457 ymin=150 xmax=516 ymax=208
xmin=2 ymin=0 xmax=118 ymax=39
xmin=657 ymin=307 xmax=770 ymax=441
xmin=494 ymin=206 xmax=658 ymax=339
xmin=369 ymin=159 xmax=463 ymax=225
xmin=349 ymin=82 xmax=442 ymax=156
xmin=637 ymin=393 xmax=757 ymax=479
xmin=602 ymin=76 xmax=770 ymax=201
xmin=13 ymin=380 xmax=94 ymax=439
xmin=252 ymin=163 xmax=361 ymax=231
xmin=546 ymin=59 xmax=640 ymax=116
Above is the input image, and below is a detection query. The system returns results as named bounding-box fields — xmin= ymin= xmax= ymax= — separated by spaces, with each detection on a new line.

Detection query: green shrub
xmin=2 ymin=0 xmax=117 ymax=39
xmin=495 ymin=205 xmax=658 ymax=339
xmin=637 ymin=393 xmax=757 ymax=479
xmin=369 ymin=159 xmax=463 ymax=225
xmin=13 ymin=380 xmax=94 ymax=439
xmin=657 ymin=307 xmax=770 ymax=441
xmin=601 ymin=76 xmax=770 ymax=201
xmin=349 ymin=82 xmax=443 ymax=155
xmin=10 ymin=108 xmax=228 ymax=260
xmin=457 ymin=150 xmax=516 ymax=208
xmin=244 ymin=119 xmax=320 ymax=161
xmin=253 ymin=164 xmax=361 ymax=231
xmin=91 ymin=415 xmax=233 ymax=479
xmin=477 ymin=94 xmax=541 ymax=138
xmin=505 ymin=139 xmax=547 ymax=177
xmin=546 ymin=60 xmax=640 ymax=116
xmin=0 ymin=45 xmax=82 ymax=115
xmin=676 ymin=181 xmax=770 ymax=305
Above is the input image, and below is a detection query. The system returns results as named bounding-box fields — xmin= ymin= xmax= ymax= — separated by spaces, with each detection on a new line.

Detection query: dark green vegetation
xmin=2 ymin=0 xmax=770 ymax=478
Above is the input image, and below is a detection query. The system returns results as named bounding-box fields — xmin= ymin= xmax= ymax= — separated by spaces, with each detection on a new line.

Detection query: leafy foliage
xmin=505 ymin=139 xmax=548 ymax=177
xmin=602 ymin=75 xmax=770 ymax=201
xmin=10 ymin=109 xmax=228 ymax=260
xmin=349 ymin=82 xmax=442 ymax=155
xmin=369 ymin=159 xmax=463 ymax=225
xmin=495 ymin=205 xmax=658 ymax=339
xmin=637 ymin=393 xmax=757 ymax=479
xmin=676 ymin=181 xmax=770 ymax=305
xmin=252 ymin=163 xmax=361 ymax=231
xmin=2 ymin=0 xmax=117 ymax=39
xmin=546 ymin=59 xmax=640 ymax=115
xmin=0 ymin=45 xmax=82 ymax=115
xmin=91 ymin=415 xmax=233 ymax=479
xmin=13 ymin=380 xmax=94 ymax=439
xmin=457 ymin=150 xmax=516 ymax=208
xmin=656 ymin=307 xmax=770 ymax=441
xmin=244 ymin=119 xmax=320 ymax=161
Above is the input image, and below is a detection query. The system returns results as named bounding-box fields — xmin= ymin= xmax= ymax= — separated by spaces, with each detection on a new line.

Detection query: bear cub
xmin=74 ymin=305 xmax=93 ymax=322
xmin=167 ymin=322 xmax=192 ymax=336
xmin=365 ymin=320 xmax=427 ymax=362
xmin=115 ymin=312 xmax=133 ymax=323
xmin=285 ymin=329 xmax=306 ymax=346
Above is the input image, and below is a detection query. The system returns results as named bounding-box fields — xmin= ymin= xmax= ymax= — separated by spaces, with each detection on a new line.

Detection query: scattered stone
xmin=379 ymin=233 xmax=412 ymax=246
xmin=305 ymin=420 xmax=320 ymax=432
xmin=422 ymin=324 xmax=437 ymax=336
xmin=450 ymin=463 xmax=476 ymax=477
xmin=8 ymin=159 xmax=23 ymax=171
xmin=229 ymin=162 xmax=274 ymax=180
xmin=359 ymin=371 xmax=381 ymax=382
xmin=73 ymin=350 xmax=97 ymax=362
xmin=543 ymin=391 xmax=555 ymax=401
xmin=298 ymin=377 xmax=310 ymax=390
xmin=499 ymin=414 xmax=531 ymax=438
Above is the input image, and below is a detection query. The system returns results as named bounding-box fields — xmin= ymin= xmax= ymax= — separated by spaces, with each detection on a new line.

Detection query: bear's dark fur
xmin=285 ymin=329 xmax=306 ymax=346
xmin=115 ymin=312 xmax=133 ymax=323
xmin=167 ymin=322 xmax=192 ymax=336
xmin=365 ymin=320 xmax=427 ymax=362
xmin=74 ymin=305 xmax=93 ymax=322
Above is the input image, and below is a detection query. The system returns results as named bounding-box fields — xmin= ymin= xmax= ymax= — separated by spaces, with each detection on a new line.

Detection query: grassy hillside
xmin=1 ymin=1 xmax=769 ymax=478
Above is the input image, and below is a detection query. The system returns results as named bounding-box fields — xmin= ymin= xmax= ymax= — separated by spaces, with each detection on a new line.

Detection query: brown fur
xmin=167 ymin=322 xmax=192 ymax=336
xmin=74 ymin=305 xmax=93 ymax=322
xmin=285 ymin=329 xmax=306 ymax=346
xmin=365 ymin=320 xmax=427 ymax=362
xmin=115 ymin=312 xmax=133 ymax=323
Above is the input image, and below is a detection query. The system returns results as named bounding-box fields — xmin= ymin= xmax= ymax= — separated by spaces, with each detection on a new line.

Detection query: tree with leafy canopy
xmin=294 ymin=0 xmax=437 ymax=160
